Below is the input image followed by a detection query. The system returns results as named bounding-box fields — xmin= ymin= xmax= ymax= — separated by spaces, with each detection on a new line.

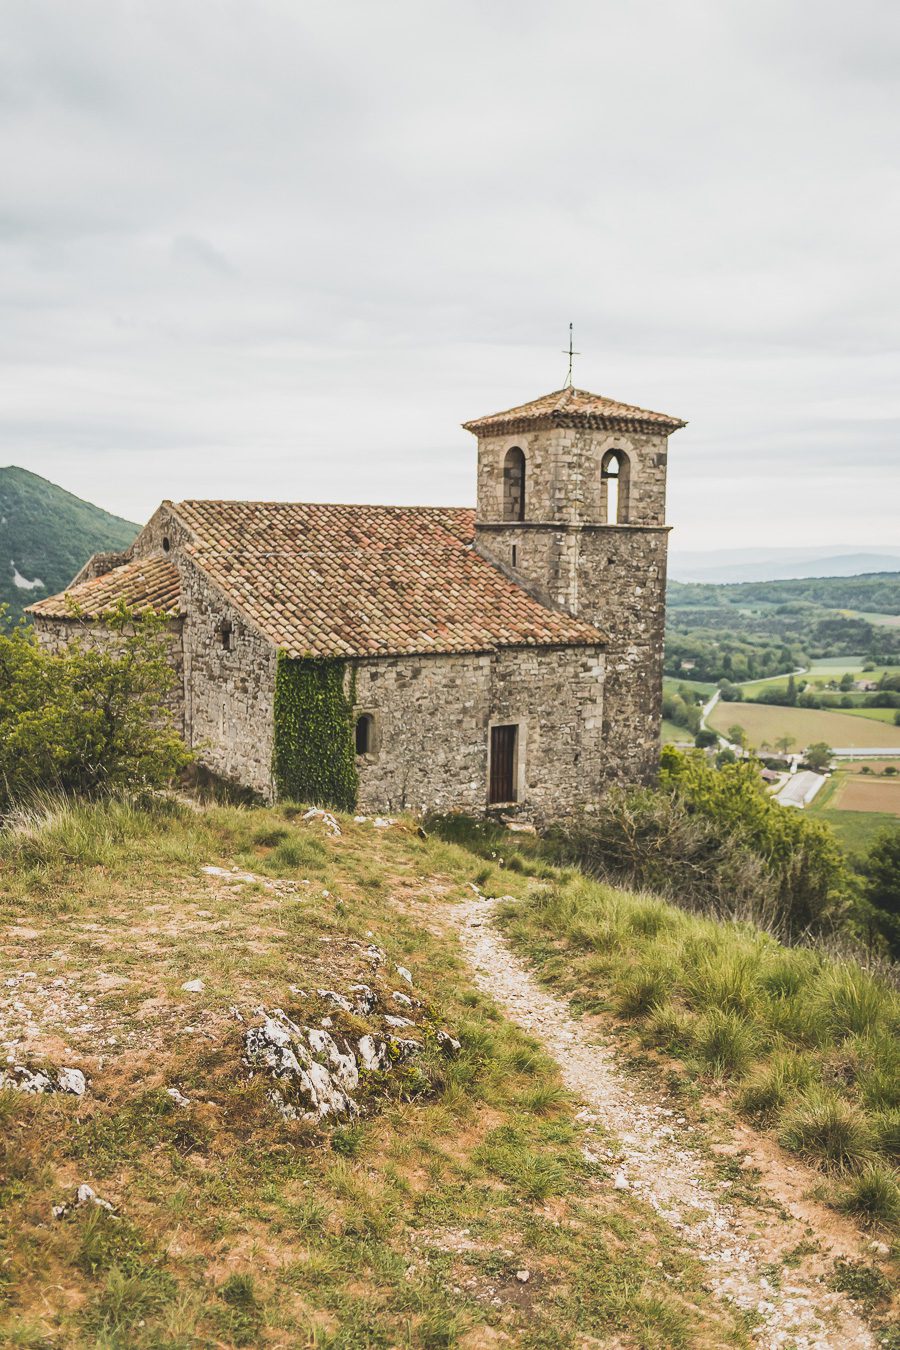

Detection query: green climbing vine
xmin=272 ymin=654 xmax=358 ymax=811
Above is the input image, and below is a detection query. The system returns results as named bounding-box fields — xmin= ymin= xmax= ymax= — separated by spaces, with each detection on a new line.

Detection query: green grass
xmin=489 ymin=864 xmax=900 ymax=1234
xmin=839 ymin=707 xmax=900 ymax=724
xmin=0 ymin=797 xmax=752 ymax=1349
xmin=662 ymin=676 xmax=718 ymax=699
xmin=807 ymin=776 xmax=900 ymax=856
xmin=661 ymin=718 xmax=693 ymax=745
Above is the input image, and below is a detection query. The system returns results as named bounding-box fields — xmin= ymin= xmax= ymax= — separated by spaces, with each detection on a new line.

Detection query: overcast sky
xmin=1 ymin=0 xmax=898 ymax=551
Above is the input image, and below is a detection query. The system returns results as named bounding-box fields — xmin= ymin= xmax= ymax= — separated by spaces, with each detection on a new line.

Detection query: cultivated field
xmin=830 ymin=775 xmax=900 ymax=817
xmin=708 ymin=701 xmax=900 ymax=749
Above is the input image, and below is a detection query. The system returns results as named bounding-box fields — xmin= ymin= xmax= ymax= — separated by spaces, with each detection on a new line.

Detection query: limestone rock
xmin=1 ymin=1064 xmax=87 ymax=1096
xmin=53 ymin=1183 xmax=115 ymax=1220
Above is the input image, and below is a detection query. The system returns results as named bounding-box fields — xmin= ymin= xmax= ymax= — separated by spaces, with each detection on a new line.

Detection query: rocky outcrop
xmin=1 ymin=1064 xmax=86 ymax=1096
xmin=242 ymin=977 xmax=460 ymax=1123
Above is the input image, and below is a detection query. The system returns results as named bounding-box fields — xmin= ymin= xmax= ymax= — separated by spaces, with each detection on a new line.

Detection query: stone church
xmin=29 ymin=385 xmax=685 ymax=816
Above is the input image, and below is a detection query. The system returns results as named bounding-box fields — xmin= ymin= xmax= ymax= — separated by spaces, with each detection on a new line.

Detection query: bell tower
xmin=463 ymin=385 xmax=686 ymax=785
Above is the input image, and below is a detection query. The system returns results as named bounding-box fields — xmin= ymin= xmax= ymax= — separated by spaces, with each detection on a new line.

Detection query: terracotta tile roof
xmin=463 ymin=385 xmax=686 ymax=436
xmin=173 ymin=501 xmax=606 ymax=658
xmin=27 ymin=557 xmax=182 ymax=620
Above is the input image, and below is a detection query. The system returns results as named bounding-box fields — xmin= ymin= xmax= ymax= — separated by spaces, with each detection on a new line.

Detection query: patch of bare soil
xmin=445 ymin=893 xmax=883 ymax=1350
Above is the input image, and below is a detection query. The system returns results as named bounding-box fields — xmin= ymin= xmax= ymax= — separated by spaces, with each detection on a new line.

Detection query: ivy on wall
xmin=272 ymin=654 xmax=358 ymax=811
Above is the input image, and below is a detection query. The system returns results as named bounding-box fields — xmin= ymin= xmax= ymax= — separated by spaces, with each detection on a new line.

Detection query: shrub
xmin=659 ymin=748 xmax=850 ymax=936
xmin=550 ymin=788 xmax=770 ymax=927
xmin=838 ymin=1164 xmax=900 ymax=1229
xmin=860 ymin=829 xmax=900 ymax=958
xmin=693 ymin=1008 xmax=758 ymax=1077
xmin=779 ymin=1089 xmax=873 ymax=1171
xmin=0 ymin=605 xmax=188 ymax=808
xmin=738 ymin=1052 xmax=816 ymax=1121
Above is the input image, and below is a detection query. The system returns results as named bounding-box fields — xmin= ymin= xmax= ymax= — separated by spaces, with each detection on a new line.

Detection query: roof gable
xmin=27 ymin=556 xmax=181 ymax=620
xmin=462 ymin=385 xmax=686 ymax=436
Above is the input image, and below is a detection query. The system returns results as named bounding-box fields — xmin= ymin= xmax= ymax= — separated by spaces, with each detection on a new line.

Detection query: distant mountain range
xmin=0 ymin=467 xmax=138 ymax=623
xmin=669 ymin=546 xmax=900 ymax=584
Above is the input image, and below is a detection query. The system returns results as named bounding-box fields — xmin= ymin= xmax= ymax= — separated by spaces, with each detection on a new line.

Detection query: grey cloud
xmin=0 ymin=0 xmax=897 ymax=549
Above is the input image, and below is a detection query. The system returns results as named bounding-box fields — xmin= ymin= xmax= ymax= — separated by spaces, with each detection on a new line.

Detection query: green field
xmin=708 ymin=700 xmax=900 ymax=750
xmin=662 ymin=675 xmax=717 ymax=699
xmin=809 ymin=773 xmax=900 ymax=855
xmin=661 ymin=718 xmax=693 ymax=745
xmin=839 ymin=706 xmax=900 ymax=725
xmin=743 ymin=660 xmax=900 ymax=700
xmin=844 ymin=610 xmax=900 ymax=628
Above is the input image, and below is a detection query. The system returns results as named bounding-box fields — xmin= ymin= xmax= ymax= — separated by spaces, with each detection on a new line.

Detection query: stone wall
xmin=179 ymin=558 xmax=277 ymax=796
xmin=488 ymin=644 xmax=605 ymax=815
xmin=352 ymin=642 xmax=605 ymax=818
xmin=475 ymin=427 xmax=668 ymax=527
xmin=30 ymin=616 xmax=186 ymax=732
xmin=353 ymin=652 xmax=490 ymax=814
xmin=577 ymin=527 xmax=669 ymax=785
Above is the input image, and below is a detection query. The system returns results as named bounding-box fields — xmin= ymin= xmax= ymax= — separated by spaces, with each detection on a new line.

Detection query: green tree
xmin=786 ymin=673 xmax=797 ymax=705
xmin=0 ymin=605 xmax=189 ymax=806
xmin=775 ymin=735 xmax=796 ymax=755
xmin=861 ymin=829 xmax=900 ymax=957
xmin=727 ymin=724 xmax=747 ymax=750
xmin=694 ymin=728 xmax=718 ymax=749
xmin=660 ymin=746 xmax=850 ymax=935
xmin=805 ymin=742 xmax=833 ymax=773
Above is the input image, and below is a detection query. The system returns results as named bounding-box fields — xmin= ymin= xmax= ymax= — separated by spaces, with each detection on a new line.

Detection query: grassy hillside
xmin=0 ymin=467 xmax=138 ymax=623
xmin=2 ymin=798 xmax=896 ymax=1346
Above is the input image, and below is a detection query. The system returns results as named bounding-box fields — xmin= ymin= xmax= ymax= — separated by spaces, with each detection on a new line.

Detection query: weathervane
xmin=562 ymin=322 xmax=580 ymax=387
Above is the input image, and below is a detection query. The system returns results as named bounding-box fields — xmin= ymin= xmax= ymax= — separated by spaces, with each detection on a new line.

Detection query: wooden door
xmin=489 ymin=724 xmax=517 ymax=804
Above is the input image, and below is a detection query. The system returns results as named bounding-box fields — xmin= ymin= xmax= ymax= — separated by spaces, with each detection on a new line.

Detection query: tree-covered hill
xmin=666 ymin=572 xmax=900 ymax=681
xmin=0 ymin=467 xmax=138 ymax=623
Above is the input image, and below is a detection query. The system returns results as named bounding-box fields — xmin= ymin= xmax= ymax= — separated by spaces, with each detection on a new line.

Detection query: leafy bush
xmin=549 ymin=787 xmax=772 ymax=927
xmin=659 ymin=748 xmax=849 ymax=936
xmin=551 ymin=748 xmax=851 ymax=937
xmin=0 ymin=606 xmax=188 ymax=808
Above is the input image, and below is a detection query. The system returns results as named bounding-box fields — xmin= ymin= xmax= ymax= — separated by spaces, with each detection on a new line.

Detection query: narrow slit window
xmin=219 ymin=620 xmax=233 ymax=651
xmin=355 ymin=714 xmax=374 ymax=755
xmin=511 ymin=544 xmax=518 ymax=568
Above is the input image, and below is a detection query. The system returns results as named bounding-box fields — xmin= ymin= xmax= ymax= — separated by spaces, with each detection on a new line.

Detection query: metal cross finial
xmin=562 ymin=322 xmax=580 ymax=387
